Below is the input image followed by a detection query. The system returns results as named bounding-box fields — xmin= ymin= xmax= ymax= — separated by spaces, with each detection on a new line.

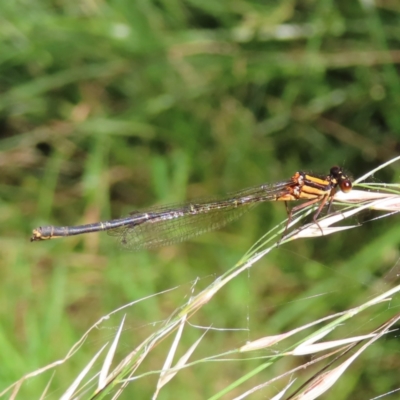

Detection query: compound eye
xmin=340 ymin=180 xmax=352 ymax=193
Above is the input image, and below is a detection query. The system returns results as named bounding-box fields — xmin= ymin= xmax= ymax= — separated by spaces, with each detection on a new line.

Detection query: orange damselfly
xmin=31 ymin=166 xmax=352 ymax=250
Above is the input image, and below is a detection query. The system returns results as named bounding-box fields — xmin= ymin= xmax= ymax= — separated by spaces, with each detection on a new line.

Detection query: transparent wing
xmin=108 ymin=203 xmax=255 ymax=250
xmin=106 ymin=180 xmax=292 ymax=250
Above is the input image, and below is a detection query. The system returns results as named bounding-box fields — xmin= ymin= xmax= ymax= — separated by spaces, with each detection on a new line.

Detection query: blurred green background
xmin=1 ymin=1 xmax=400 ymax=398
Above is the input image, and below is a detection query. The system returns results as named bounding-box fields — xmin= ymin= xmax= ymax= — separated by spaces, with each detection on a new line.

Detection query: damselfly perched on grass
xmin=31 ymin=166 xmax=352 ymax=250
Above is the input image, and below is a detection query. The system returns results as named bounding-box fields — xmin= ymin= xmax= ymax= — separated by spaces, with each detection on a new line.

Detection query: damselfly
xmin=31 ymin=166 xmax=352 ymax=250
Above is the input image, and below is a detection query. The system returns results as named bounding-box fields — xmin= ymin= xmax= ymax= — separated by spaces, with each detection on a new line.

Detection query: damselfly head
xmin=330 ymin=166 xmax=352 ymax=193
